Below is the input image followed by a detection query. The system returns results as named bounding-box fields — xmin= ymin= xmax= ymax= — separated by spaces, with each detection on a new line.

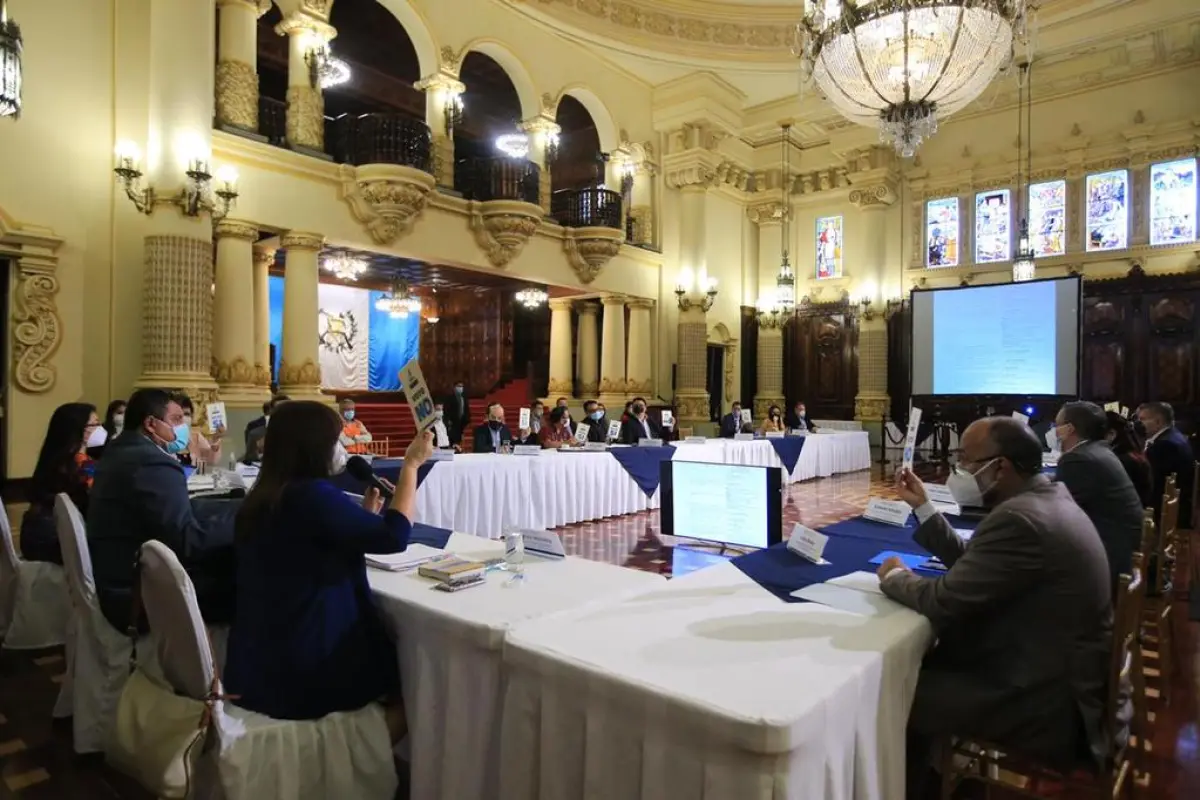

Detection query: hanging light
xmin=515 ymin=286 xmax=548 ymax=309
xmin=495 ymin=133 xmax=530 ymax=159
xmin=1012 ymin=61 xmax=1036 ymax=283
xmin=775 ymin=124 xmax=796 ymax=310
xmin=0 ymin=0 xmax=23 ymax=119
xmin=796 ymin=1 xmax=1032 ymax=157
xmin=374 ymin=279 xmax=422 ymax=319
xmin=320 ymin=56 xmax=351 ymax=89
xmin=321 ymin=253 xmax=369 ymax=281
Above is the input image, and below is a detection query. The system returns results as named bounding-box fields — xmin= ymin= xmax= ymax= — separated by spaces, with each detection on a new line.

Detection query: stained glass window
xmin=926 ymin=197 xmax=959 ymax=268
xmin=1150 ymin=158 xmax=1197 ymax=246
xmin=815 ymin=215 xmax=843 ymax=279
xmin=1028 ymin=180 xmax=1066 ymax=257
xmin=1085 ymin=170 xmax=1128 ymax=252
xmin=974 ymin=189 xmax=1011 ymax=263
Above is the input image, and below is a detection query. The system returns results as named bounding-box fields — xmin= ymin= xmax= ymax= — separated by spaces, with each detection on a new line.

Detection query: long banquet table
xmin=671 ymin=431 xmax=872 ymax=483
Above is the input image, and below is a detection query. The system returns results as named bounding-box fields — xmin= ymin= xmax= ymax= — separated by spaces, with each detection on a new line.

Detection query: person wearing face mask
xmin=97 ymin=399 xmax=127 ymax=454
xmin=882 ymin=417 xmax=1113 ymax=796
xmin=473 ymin=402 xmax=514 ymax=453
xmin=619 ymin=399 xmax=662 ymax=444
xmin=1137 ymin=401 xmax=1195 ymax=525
xmin=554 ymin=397 xmax=575 ymax=435
xmin=1053 ymin=401 xmax=1144 ymax=588
xmin=89 ymin=389 xmax=237 ymax=633
xmin=759 ymin=404 xmax=785 ymax=435
xmin=176 ymin=394 xmax=224 ymax=468
xmin=440 ymin=380 xmax=471 ymax=447
xmin=245 ymin=394 xmax=289 ymax=453
xmin=21 ymin=403 xmax=101 ymax=565
xmin=719 ymin=402 xmax=752 ymax=438
xmin=583 ymin=400 xmax=609 ymax=443
xmin=520 ymin=401 xmax=545 ymax=445
xmin=429 ymin=402 xmax=456 ymax=451
xmin=786 ymin=401 xmax=817 ymax=432
xmin=338 ymin=398 xmax=373 ymax=455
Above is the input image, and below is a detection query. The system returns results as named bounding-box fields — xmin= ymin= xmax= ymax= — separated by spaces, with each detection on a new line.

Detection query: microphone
xmin=346 ymin=455 xmax=394 ymax=500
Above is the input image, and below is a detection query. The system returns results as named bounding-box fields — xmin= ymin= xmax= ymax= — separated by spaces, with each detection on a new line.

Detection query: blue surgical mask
xmin=454 ymin=385 xmax=463 ymax=395
xmin=165 ymin=422 xmax=190 ymax=455
xmin=590 ymin=410 xmax=603 ymax=421
xmin=343 ymin=410 xmax=355 ymax=421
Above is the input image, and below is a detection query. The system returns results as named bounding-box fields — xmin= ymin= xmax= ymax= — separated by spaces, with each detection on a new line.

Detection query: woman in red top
xmin=539 ymin=406 xmax=577 ymax=449
xmin=21 ymin=403 xmax=99 ymax=564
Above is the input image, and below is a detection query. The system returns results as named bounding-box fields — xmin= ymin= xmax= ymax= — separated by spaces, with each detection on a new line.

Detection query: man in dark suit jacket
xmin=1054 ymin=401 xmax=1144 ymax=586
xmin=619 ymin=400 xmax=662 ymax=444
xmin=785 ymin=400 xmax=817 ymax=432
xmin=442 ymin=381 xmax=471 ymax=446
xmin=1138 ymin=401 xmax=1195 ymax=523
xmin=883 ymin=417 xmax=1113 ymax=795
xmin=243 ymin=393 xmax=288 ymax=453
xmin=583 ymin=400 xmax=610 ymax=443
xmin=473 ymin=402 xmax=514 ymax=453
xmin=719 ymin=402 xmax=750 ymax=438
xmin=89 ymin=389 xmax=236 ymax=633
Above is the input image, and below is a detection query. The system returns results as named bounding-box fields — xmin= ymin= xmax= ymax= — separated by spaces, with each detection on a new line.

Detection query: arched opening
xmin=454 ymin=51 xmax=536 ymax=203
xmin=550 ymin=94 xmax=621 ymax=230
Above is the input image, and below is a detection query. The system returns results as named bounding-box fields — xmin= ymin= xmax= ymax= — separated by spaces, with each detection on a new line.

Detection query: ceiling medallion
xmin=796 ymin=1 xmax=1032 ymax=157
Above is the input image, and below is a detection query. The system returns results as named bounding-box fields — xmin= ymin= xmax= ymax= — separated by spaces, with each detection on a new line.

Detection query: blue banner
xmin=367 ymin=290 xmax=420 ymax=391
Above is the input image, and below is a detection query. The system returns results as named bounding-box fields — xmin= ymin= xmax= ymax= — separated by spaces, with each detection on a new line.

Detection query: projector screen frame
xmin=908 ymin=274 xmax=1084 ymax=401
xmin=659 ymin=459 xmax=783 ymax=551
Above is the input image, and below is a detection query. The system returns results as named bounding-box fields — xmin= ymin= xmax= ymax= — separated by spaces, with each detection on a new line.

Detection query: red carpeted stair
xmin=352 ymin=378 xmax=533 ymax=456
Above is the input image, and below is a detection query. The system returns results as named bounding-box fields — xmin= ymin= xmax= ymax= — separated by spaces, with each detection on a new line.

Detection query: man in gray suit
xmin=1054 ymin=401 xmax=1144 ymax=587
xmin=881 ymin=417 xmax=1112 ymax=797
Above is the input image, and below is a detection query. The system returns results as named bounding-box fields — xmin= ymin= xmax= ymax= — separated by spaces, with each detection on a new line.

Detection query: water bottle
xmin=504 ymin=529 xmax=525 ymax=581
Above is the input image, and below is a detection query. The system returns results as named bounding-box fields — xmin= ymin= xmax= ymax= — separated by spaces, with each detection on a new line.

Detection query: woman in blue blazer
xmin=224 ymin=400 xmax=433 ymax=730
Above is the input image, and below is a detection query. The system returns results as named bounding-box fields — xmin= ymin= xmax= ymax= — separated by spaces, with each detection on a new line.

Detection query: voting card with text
xmin=397 ymin=359 xmax=438 ymax=432
xmin=606 ymin=420 xmax=621 ymax=441
xmin=206 ymin=402 xmax=227 ymax=434
xmin=574 ymin=423 xmax=590 ymax=444
xmin=519 ymin=407 xmax=531 ymax=430
xmin=902 ymin=407 xmax=922 ymax=471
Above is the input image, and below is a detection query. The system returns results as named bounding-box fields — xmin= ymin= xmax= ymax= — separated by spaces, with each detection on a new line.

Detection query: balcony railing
xmin=456 ymin=157 xmax=540 ymax=204
xmin=551 ymin=187 xmax=623 ymax=230
xmin=259 ymin=96 xmax=287 ymax=147
xmin=331 ymin=113 xmax=432 ymax=172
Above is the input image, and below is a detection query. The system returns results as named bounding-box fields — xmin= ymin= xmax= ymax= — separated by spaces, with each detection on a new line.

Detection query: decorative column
xmin=674 ymin=296 xmax=710 ymax=427
xmin=252 ymin=246 xmax=274 ymax=388
xmin=848 ymin=180 xmax=898 ymax=422
xmin=598 ymin=294 xmax=628 ymax=408
xmin=625 ymin=298 xmax=653 ymax=396
xmin=522 ymin=115 xmax=560 ymax=215
xmin=215 ymin=0 xmax=266 ymax=131
xmin=275 ymin=12 xmax=335 ymax=152
xmin=415 ymin=71 xmax=464 ymax=186
xmin=547 ymin=298 xmax=575 ymax=397
xmin=278 ymin=231 xmax=325 ymax=401
xmin=755 ymin=319 xmax=785 ymax=419
xmin=576 ymin=301 xmax=600 ymax=398
xmin=212 ymin=220 xmax=261 ymax=406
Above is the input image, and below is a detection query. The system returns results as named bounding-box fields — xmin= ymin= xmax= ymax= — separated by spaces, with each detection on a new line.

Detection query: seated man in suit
xmin=785 ymin=400 xmax=817 ymax=432
xmin=89 ymin=388 xmax=237 ymax=632
xmin=620 ymin=400 xmax=662 ymax=444
xmin=1138 ymin=401 xmax=1195 ymax=522
xmin=338 ymin=398 xmax=373 ymax=454
xmin=244 ymin=393 xmax=288 ymax=453
xmin=883 ymin=417 xmax=1113 ymax=796
xmin=473 ymin=402 xmax=514 ymax=453
xmin=583 ymin=400 xmax=610 ymax=443
xmin=1054 ymin=401 xmax=1144 ymax=586
xmin=719 ymin=402 xmax=751 ymax=438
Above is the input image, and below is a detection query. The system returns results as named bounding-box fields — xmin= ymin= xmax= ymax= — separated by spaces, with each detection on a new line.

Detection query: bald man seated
xmin=881 ymin=417 xmax=1115 ymax=797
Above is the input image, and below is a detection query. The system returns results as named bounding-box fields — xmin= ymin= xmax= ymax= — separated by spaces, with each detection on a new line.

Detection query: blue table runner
xmin=607 ymin=446 xmax=676 ymax=498
xmin=767 ymin=437 xmax=806 ymax=474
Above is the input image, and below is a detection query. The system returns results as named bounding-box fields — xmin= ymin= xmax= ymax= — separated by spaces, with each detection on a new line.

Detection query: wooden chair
xmin=937 ymin=551 xmax=1146 ymax=799
xmin=1176 ymin=461 xmax=1198 ymax=601
xmin=364 ymin=439 xmax=390 ymax=457
xmin=1141 ymin=477 xmax=1178 ymax=709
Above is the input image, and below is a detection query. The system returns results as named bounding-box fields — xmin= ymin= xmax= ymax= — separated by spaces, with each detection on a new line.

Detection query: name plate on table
xmin=787 ymin=429 xmax=808 ymax=437
xmin=427 ymin=449 xmax=455 ymax=462
xmin=765 ymin=431 xmax=785 ymax=439
xmin=521 ymin=529 xmax=566 ymax=560
xmin=684 ymin=436 xmax=706 ymax=444
xmin=582 ymin=442 xmax=608 ymax=452
xmin=863 ymin=497 xmax=912 ymax=527
xmin=512 ymin=445 xmax=543 ymax=456
xmin=923 ymin=483 xmax=960 ymax=515
xmin=734 ymin=433 xmax=755 ymax=441
xmin=637 ymin=438 xmax=663 ymax=447
xmin=786 ymin=523 xmax=829 ymax=564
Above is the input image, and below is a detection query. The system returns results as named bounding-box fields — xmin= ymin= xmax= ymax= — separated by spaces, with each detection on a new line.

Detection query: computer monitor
xmin=660 ymin=460 xmax=783 ymax=549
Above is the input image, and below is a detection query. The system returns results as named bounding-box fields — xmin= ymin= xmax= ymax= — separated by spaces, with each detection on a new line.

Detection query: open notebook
xmin=365 ymin=544 xmax=447 ymax=572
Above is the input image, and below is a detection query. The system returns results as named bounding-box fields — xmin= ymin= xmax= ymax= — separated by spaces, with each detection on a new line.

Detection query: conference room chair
xmin=937 ymin=551 xmax=1146 ymax=799
xmin=1177 ymin=461 xmax=1198 ymax=601
xmin=365 ymin=438 xmax=390 ymax=457
xmin=0 ymin=496 xmax=70 ymax=650
xmin=1141 ymin=479 xmax=1178 ymax=709
xmin=115 ymin=540 xmax=398 ymax=800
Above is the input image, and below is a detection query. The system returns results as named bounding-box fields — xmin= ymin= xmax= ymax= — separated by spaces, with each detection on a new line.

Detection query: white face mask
xmin=113 ymin=413 xmax=125 ymax=434
xmin=86 ymin=426 xmax=108 ymax=448
xmin=946 ymin=458 xmax=998 ymax=508
xmin=331 ymin=441 xmax=348 ymax=475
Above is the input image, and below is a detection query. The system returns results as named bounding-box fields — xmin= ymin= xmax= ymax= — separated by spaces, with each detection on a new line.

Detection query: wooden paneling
xmin=886 ymin=303 xmax=912 ymax=424
xmin=782 ymin=300 xmax=859 ymax=420
xmin=418 ymin=290 xmax=514 ymax=397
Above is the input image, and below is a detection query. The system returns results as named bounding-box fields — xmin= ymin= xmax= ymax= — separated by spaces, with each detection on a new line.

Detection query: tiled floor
xmin=1 ymin=462 xmax=1197 ymax=798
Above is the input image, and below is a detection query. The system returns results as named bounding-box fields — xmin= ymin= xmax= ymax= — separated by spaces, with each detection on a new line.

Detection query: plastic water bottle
xmin=504 ymin=529 xmax=525 ymax=582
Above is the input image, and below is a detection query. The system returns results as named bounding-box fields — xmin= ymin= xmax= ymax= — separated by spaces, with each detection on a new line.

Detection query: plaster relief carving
xmin=338 ymin=164 xmax=437 ymax=245
xmin=215 ymin=59 xmax=258 ymax=130
xmin=279 ymin=357 xmax=322 ymax=388
xmin=212 ymin=356 xmax=258 ymax=386
xmin=469 ymin=200 xmax=543 ymax=268
xmin=564 ymin=226 xmax=624 ymax=284
xmin=849 ymin=183 xmax=898 ymax=209
xmin=286 ymin=85 xmax=325 ymax=150
xmin=13 ymin=270 xmax=61 ymax=394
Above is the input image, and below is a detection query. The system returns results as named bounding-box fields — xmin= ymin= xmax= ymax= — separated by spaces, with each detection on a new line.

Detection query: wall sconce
xmin=676 ymin=274 xmax=717 ymax=312
xmin=304 ymin=41 xmax=330 ymax=90
xmin=538 ymin=127 xmax=560 ymax=164
xmin=858 ymin=295 xmax=879 ymax=321
xmin=0 ymin=0 xmax=22 ymax=120
xmin=442 ymin=90 xmax=463 ymax=137
xmin=113 ymin=139 xmax=239 ymax=219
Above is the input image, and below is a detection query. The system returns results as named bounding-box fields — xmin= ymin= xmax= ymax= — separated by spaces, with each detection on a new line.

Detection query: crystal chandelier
xmin=1012 ymin=61 xmax=1035 ymax=283
xmin=0 ymin=0 xmax=22 ymax=119
xmin=321 ymin=253 xmax=369 ymax=281
xmin=796 ymin=1 xmax=1032 ymax=157
xmin=515 ymin=286 xmax=548 ymax=309
xmin=775 ymin=124 xmax=796 ymax=309
xmin=374 ymin=279 xmax=421 ymax=319
xmin=321 ymin=57 xmax=351 ymax=89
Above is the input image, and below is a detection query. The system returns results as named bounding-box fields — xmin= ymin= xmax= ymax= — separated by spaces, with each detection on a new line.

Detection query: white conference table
xmin=369 ymin=534 xmax=666 ymax=800
xmin=498 ymin=560 xmax=934 ymax=800
xmin=670 ymin=432 xmax=872 ymax=484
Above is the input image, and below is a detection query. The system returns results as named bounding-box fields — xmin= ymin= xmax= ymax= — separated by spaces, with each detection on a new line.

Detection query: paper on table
xmin=365 ymin=544 xmax=446 ymax=572
xmin=827 ymin=570 xmax=884 ymax=596
xmin=791 ymin=584 xmax=903 ymax=617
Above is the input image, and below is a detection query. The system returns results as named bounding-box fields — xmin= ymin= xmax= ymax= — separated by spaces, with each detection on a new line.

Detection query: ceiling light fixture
xmin=321 ymin=253 xmax=369 ymax=281
xmin=321 ymin=56 xmax=351 ymax=89
xmin=515 ymin=286 xmax=548 ymax=309
xmin=0 ymin=0 xmax=22 ymax=119
xmin=1012 ymin=61 xmax=1036 ymax=283
xmin=374 ymin=279 xmax=422 ymax=319
xmin=496 ymin=133 xmax=530 ymax=159
xmin=796 ymin=1 xmax=1032 ymax=157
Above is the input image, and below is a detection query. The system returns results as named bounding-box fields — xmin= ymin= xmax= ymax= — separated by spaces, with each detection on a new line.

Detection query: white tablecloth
xmin=369 ymin=534 xmax=665 ymax=800
xmin=498 ymin=561 xmax=934 ymax=800
xmin=671 ymin=431 xmax=872 ymax=483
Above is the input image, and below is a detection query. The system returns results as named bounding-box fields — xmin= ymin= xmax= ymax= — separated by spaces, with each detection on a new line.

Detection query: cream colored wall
xmin=0 ymin=0 xmax=115 ymax=478
xmin=703 ymin=191 xmax=745 ymax=406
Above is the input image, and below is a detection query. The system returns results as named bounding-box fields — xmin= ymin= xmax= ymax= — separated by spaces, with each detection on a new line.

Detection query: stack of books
xmin=418 ymin=556 xmax=487 ymax=592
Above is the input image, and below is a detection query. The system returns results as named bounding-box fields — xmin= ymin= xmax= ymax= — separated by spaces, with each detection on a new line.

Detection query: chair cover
xmin=53 ymin=493 xmax=153 ymax=752
xmin=138 ymin=540 xmax=399 ymax=800
xmin=0 ymin=497 xmax=70 ymax=649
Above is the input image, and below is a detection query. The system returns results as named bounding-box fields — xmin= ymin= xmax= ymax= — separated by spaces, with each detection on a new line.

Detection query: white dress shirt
xmin=432 ymin=419 xmax=449 ymax=448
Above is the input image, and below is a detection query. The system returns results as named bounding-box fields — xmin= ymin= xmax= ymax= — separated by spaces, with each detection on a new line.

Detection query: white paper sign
xmin=1011 ymin=411 xmax=1030 ymax=424
xmin=740 ymin=408 xmax=752 ymax=424
xmin=765 ymin=430 xmax=785 ymax=439
xmin=637 ymin=438 xmax=663 ymax=447
xmin=863 ymin=497 xmax=912 ymax=527
xmin=1044 ymin=428 xmax=1058 ymax=450
xmin=1119 ymin=405 xmax=1129 ymax=418
xmin=398 ymin=359 xmax=437 ymax=432
xmin=924 ymin=483 xmax=962 ymax=516
xmin=902 ymin=407 xmax=922 ymax=471
xmin=519 ymin=407 xmax=531 ymax=430
xmin=684 ymin=435 xmax=706 ymax=444
xmin=787 ymin=523 xmax=829 ymax=564
xmin=521 ymin=529 xmax=566 ymax=560
xmin=573 ymin=423 xmax=590 ymax=444
xmin=206 ymin=401 xmax=227 ymax=433
xmin=734 ymin=432 xmax=755 ymax=441
xmin=512 ymin=445 xmax=542 ymax=456
xmin=607 ymin=420 xmax=621 ymax=441
xmin=426 ymin=449 xmax=455 ymax=462
xmin=582 ymin=442 xmax=607 ymax=451
xmin=661 ymin=410 xmax=674 ymax=429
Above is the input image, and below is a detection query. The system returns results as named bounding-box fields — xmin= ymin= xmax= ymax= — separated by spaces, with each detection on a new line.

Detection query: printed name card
xmin=426 ymin=449 xmax=455 ymax=462
xmin=512 ymin=445 xmax=542 ymax=456
xmin=765 ymin=430 xmax=786 ymax=439
xmin=924 ymin=482 xmax=961 ymax=515
xmin=734 ymin=433 xmax=755 ymax=441
xmin=863 ymin=497 xmax=912 ymax=527
xmin=582 ymin=442 xmax=607 ymax=451
xmin=398 ymin=359 xmax=437 ymax=432
xmin=739 ymin=408 xmax=752 ymax=424
xmin=1103 ymin=401 xmax=1119 ymax=412
xmin=787 ymin=523 xmax=829 ymax=564
xmin=1011 ymin=411 xmax=1030 ymax=425
xmin=206 ymin=402 xmax=227 ymax=433
xmin=519 ymin=407 xmax=531 ymax=430
xmin=902 ymin=407 xmax=922 ymax=471
xmin=574 ymin=423 xmax=590 ymax=444
xmin=637 ymin=438 xmax=663 ymax=447
xmin=521 ymin=529 xmax=566 ymax=560
xmin=607 ymin=420 xmax=621 ymax=441
xmin=684 ymin=435 xmax=706 ymax=444
xmin=661 ymin=410 xmax=674 ymax=429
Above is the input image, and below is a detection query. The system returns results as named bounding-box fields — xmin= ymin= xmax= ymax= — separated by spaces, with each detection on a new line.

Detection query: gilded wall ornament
xmin=469 ymin=200 xmax=543 ymax=268
xmin=13 ymin=270 xmax=61 ymax=394
xmin=547 ymin=378 xmax=575 ymax=394
xmin=215 ymin=59 xmax=258 ymax=131
xmin=564 ymin=227 xmax=623 ymax=284
xmin=212 ymin=356 xmax=258 ymax=386
xmin=598 ymin=377 xmax=627 ymax=393
xmin=338 ymin=164 xmax=437 ymax=245
xmin=279 ymin=357 xmax=322 ymax=388
xmin=254 ymin=362 xmax=272 ymax=387
xmin=286 ymin=85 xmax=325 ymax=150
